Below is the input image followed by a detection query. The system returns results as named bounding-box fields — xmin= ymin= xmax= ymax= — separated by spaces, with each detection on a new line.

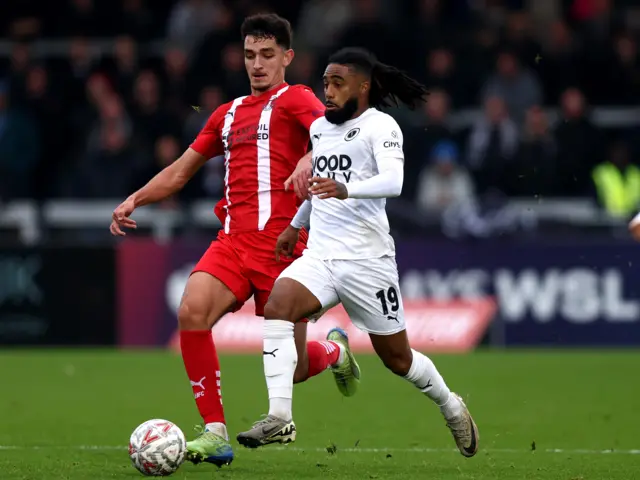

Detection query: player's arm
xmin=291 ymin=200 xmax=312 ymax=229
xmin=284 ymin=152 xmax=313 ymax=199
xmin=344 ymin=156 xmax=403 ymax=199
xmin=310 ymin=119 xmax=404 ymax=200
xmin=131 ymin=148 xmax=208 ymax=208
xmin=110 ymin=108 xmax=224 ymax=236
xmin=275 ymin=201 xmax=312 ymax=261
xmin=285 ymin=86 xmax=325 ymax=199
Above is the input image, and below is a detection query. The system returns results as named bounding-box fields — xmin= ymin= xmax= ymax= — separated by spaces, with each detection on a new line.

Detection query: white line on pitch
xmin=1 ymin=446 xmax=639 ymax=455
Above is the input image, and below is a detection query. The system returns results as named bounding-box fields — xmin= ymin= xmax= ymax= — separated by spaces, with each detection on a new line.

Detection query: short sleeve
xmin=190 ymin=106 xmax=226 ymax=159
xmin=287 ymin=86 xmax=325 ymax=132
xmin=370 ymin=115 xmax=404 ymax=162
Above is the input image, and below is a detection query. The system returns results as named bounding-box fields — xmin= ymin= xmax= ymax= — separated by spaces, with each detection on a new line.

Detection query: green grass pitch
xmin=1 ymin=350 xmax=639 ymax=479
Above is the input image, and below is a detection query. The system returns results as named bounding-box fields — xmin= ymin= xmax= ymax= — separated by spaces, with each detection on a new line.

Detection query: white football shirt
xmin=302 ymin=108 xmax=404 ymax=260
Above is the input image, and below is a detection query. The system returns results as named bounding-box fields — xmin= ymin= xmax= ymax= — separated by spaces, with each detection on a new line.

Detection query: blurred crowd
xmin=1 ymin=0 xmax=640 ymax=218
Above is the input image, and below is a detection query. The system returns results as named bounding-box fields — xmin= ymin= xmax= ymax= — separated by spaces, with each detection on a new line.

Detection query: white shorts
xmin=278 ymin=255 xmax=405 ymax=335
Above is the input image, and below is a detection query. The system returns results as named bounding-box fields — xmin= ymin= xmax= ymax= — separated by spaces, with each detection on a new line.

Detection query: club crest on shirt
xmin=263 ymin=97 xmax=277 ymax=112
xmin=344 ymin=128 xmax=360 ymax=142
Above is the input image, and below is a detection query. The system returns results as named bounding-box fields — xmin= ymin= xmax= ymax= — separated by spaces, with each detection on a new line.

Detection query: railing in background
xmin=0 ymin=198 xmax=630 ymax=245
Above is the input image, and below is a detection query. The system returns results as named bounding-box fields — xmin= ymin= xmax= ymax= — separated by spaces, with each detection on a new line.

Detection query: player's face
xmin=244 ymin=36 xmax=293 ymax=93
xmin=323 ymin=63 xmax=368 ymax=125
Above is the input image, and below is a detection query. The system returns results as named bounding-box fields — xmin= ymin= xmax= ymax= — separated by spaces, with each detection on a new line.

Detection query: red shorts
xmin=193 ymin=228 xmax=308 ymax=316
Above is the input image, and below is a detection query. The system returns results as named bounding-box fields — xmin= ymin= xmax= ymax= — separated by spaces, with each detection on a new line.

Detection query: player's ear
xmin=283 ymin=49 xmax=294 ymax=67
xmin=360 ymin=80 xmax=370 ymax=95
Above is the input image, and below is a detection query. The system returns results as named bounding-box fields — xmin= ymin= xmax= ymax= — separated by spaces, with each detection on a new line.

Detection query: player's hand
xmin=285 ymin=156 xmax=313 ymax=200
xmin=110 ymin=197 xmax=137 ymax=236
xmin=275 ymin=225 xmax=300 ymax=261
xmin=309 ymin=177 xmax=348 ymax=200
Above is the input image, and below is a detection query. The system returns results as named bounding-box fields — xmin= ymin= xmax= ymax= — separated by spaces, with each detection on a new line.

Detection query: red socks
xmin=180 ymin=330 xmax=225 ymax=425
xmin=306 ymin=340 xmax=341 ymax=379
xmin=180 ymin=332 xmax=340 ymax=421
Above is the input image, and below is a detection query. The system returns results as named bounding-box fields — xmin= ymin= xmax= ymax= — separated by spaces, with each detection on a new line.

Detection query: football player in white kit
xmin=237 ymin=47 xmax=479 ymax=457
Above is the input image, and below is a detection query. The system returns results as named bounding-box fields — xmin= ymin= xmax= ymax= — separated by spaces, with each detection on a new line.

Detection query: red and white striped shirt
xmin=190 ymin=83 xmax=325 ymax=234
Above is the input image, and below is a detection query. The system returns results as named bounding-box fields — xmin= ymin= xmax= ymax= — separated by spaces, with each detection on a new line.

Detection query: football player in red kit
xmin=110 ymin=14 xmax=360 ymax=467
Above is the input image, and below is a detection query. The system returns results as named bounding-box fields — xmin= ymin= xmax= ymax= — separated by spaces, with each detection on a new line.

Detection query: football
xmin=129 ymin=419 xmax=186 ymax=476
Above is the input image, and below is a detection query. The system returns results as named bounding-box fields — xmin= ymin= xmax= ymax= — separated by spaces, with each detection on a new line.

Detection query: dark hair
xmin=328 ymin=47 xmax=428 ymax=109
xmin=240 ymin=13 xmax=293 ymax=50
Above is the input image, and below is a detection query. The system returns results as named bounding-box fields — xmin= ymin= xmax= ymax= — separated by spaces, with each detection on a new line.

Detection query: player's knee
xmin=263 ymin=295 xmax=296 ymax=322
xmin=381 ymin=350 xmax=413 ymax=377
xmin=177 ymin=301 xmax=210 ymax=330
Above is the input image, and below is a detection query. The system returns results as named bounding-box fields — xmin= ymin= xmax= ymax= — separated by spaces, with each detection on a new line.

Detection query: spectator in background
xmin=68 ymin=36 xmax=95 ymax=81
xmin=296 ymin=0 xmax=353 ymax=52
xmin=85 ymin=94 xmax=132 ymax=154
xmin=570 ymin=0 xmax=616 ymax=44
xmin=4 ymin=0 xmax=48 ymax=39
xmin=0 ymin=81 xmax=40 ymax=199
xmin=118 ymin=0 xmax=157 ymax=41
xmin=423 ymin=47 xmax=469 ymax=107
xmin=59 ymin=0 xmax=101 ymax=37
xmin=572 ymin=0 xmax=617 ymax=102
xmin=592 ymin=141 xmax=640 ymax=218
xmin=412 ymin=0 xmax=450 ymax=53
xmin=481 ymin=49 xmax=542 ymax=126
xmin=183 ymin=84 xmax=223 ymax=145
xmin=607 ymin=33 xmax=640 ymax=105
xmin=70 ymin=72 xmax=113 ymax=144
xmin=7 ymin=42 xmax=32 ymax=105
xmin=286 ymin=50 xmax=319 ymax=92
xmin=506 ymin=106 xmax=558 ymax=197
xmin=65 ymin=37 xmax=97 ymax=107
xmin=190 ymin=5 xmax=236 ymax=84
xmin=110 ymin=35 xmax=139 ymax=103
xmin=403 ymin=89 xmax=454 ymax=201
xmin=338 ymin=0 xmax=398 ymax=64
xmin=538 ymin=20 xmax=581 ymax=104
xmin=145 ymin=134 xmax=205 ymax=203
xmin=502 ymin=11 xmax=541 ymax=69
xmin=416 ymin=140 xmax=475 ymax=214
xmin=219 ymin=44 xmax=248 ymax=99
xmin=467 ymin=95 xmax=519 ymax=194
xmin=24 ymin=65 xmax=70 ymax=199
xmin=75 ymin=121 xmax=145 ymax=198
xmin=461 ymin=24 xmax=500 ymax=102
xmin=167 ymin=0 xmax=219 ymax=53
xmin=162 ymin=47 xmax=192 ymax=121
xmin=130 ymin=70 xmax=180 ymax=149
xmin=554 ymin=87 xmax=602 ymax=195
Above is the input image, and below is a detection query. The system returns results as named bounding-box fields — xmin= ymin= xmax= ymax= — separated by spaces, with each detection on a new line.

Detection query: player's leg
xmin=236 ymin=278 xmax=321 ymax=448
xmin=301 ymin=322 xmax=357 ymax=393
xmin=180 ymin=238 xmax=252 ymax=466
xmin=289 ymin=229 xmax=346 ymax=385
xmin=251 ymin=267 xmax=343 ymax=386
xmin=369 ymin=331 xmax=479 ymax=457
xmin=337 ymin=257 xmax=479 ymax=457
xmin=237 ymin=256 xmax=345 ymax=448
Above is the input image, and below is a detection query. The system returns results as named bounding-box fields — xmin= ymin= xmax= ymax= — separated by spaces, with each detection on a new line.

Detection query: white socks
xmin=404 ymin=349 xmax=463 ymax=420
xmin=263 ymin=320 xmax=297 ymax=421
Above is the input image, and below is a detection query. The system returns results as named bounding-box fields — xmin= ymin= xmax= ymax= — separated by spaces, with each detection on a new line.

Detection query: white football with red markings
xmin=129 ymin=419 xmax=186 ymax=476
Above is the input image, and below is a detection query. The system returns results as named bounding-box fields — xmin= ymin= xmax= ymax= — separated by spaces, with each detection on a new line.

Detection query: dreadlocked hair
xmin=328 ymin=47 xmax=429 ymax=109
